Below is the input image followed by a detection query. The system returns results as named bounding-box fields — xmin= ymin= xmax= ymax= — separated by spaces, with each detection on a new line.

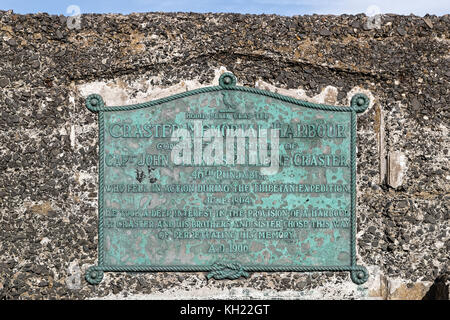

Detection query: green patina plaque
xmin=84 ymin=73 xmax=370 ymax=285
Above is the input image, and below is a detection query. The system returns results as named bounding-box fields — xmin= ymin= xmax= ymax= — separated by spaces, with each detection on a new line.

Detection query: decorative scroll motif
xmin=207 ymin=262 xmax=250 ymax=280
xmin=351 ymin=266 xmax=369 ymax=285
xmin=85 ymin=266 xmax=104 ymax=285
xmin=84 ymin=72 xmax=370 ymax=285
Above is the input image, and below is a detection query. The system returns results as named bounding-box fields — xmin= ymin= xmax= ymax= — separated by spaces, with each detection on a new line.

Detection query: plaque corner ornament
xmin=351 ymin=265 xmax=369 ymax=285
xmin=85 ymin=93 xmax=105 ymax=112
xmin=85 ymin=266 xmax=104 ymax=285
xmin=350 ymin=93 xmax=370 ymax=113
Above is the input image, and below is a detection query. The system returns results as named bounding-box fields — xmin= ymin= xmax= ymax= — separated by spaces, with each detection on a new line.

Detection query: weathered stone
xmin=388 ymin=282 xmax=429 ymax=300
xmin=0 ymin=10 xmax=448 ymax=300
xmin=423 ymin=18 xmax=433 ymax=29
xmin=387 ymin=151 xmax=407 ymax=189
xmin=0 ymin=77 xmax=9 ymax=87
xmin=319 ymin=29 xmax=332 ymax=36
xmin=397 ymin=27 xmax=406 ymax=36
xmin=7 ymin=38 xmax=17 ymax=46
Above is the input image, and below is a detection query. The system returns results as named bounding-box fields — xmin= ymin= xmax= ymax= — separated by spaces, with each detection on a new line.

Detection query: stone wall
xmin=0 ymin=10 xmax=448 ymax=299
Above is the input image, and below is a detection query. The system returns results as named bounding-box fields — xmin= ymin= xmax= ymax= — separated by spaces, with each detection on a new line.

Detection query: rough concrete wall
xmin=0 ymin=10 xmax=448 ymax=300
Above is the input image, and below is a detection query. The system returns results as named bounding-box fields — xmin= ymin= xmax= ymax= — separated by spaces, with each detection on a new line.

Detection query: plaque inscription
xmin=85 ymin=73 xmax=370 ymax=284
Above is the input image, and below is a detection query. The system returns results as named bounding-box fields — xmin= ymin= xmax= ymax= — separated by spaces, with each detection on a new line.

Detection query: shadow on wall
xmin=422 ymin=274 xmax=449 ymax=300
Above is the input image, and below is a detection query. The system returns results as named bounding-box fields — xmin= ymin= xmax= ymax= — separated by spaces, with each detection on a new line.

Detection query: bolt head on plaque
xmin=86 ymin=94 xmax=104 ymax=112
xmin=219 ymin=72 xmax=237 ymax=88
xmin=85 ymin=266 xmax=104 ymax=285
xmin=350 ymin=93 xmax=370 ymax=112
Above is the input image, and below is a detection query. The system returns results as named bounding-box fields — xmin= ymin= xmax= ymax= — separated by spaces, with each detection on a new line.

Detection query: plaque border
xmin=84 ymin=73 xmax=370 ymax=285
